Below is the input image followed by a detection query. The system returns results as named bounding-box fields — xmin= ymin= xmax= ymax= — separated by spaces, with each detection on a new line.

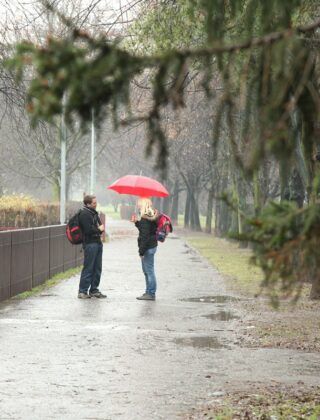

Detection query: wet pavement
xmin=0 ymin=219 xmax=320 ymax=419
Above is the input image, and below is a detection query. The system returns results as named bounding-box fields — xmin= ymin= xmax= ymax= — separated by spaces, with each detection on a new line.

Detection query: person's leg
xmin=79 ymin=244 xmax=95 ymax=293
xmin=141 ymin=256 xmax=148 ymax=293
xmin=90 ymin=243 xmax=103 ymax=293
xmin=143 ymin=247 xmax=157 ymax=296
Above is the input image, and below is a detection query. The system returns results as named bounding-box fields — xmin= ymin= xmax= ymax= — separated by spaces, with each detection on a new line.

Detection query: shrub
xmin=0 ymin=195 xmax=81 ymax=228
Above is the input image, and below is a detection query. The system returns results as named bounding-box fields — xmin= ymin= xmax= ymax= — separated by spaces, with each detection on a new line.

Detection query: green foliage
xmin=6 ymin=0 xmax=320 ymax=174
xmin=128 ymin=0 xmax=204 ymax=54
xmin=5 ymin=0 xmax=320 ymax=298
xmin=6 ymin=37 xmax=143 ymax=128
xmin=238 ymin=198 xmax=320 ymax=302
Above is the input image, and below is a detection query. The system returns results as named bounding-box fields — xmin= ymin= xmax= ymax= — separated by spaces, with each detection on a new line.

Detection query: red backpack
xmin=66 ymin=210 xmax=83 ymax=245
xmin=156 ymin=213 xmax=173 ymax=242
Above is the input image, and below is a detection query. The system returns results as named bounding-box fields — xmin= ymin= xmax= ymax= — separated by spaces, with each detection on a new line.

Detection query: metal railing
xmin=0 ymin=225 xmax=83 ymax=302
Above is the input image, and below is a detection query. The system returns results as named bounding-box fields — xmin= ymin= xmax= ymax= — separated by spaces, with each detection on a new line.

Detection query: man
xmin=78 ymin=195 xmax=106 ymax=299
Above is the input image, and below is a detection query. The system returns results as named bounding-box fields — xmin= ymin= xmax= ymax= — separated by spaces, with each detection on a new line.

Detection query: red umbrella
xmin=108 ymin=175 xmax=169 ymax=197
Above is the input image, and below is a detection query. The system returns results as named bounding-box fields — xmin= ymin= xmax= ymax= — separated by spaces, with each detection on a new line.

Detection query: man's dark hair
xmin=83 ymin=195 xmax=96 ymax=205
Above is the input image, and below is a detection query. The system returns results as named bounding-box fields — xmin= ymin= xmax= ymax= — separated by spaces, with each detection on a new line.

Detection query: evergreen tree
xmin=6 ymin=0 xmax=320 ymax=299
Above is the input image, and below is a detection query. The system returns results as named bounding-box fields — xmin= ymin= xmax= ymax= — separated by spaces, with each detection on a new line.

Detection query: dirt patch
xmin=183 ymin=231 xmax=320 ymax=353
xmin=178 ymin=230 xmax=320 ymax=418
xmin=183 ymin=383 xmax=320 ymax=419
xmin=234 ymin=298 xmax=320 ymax=353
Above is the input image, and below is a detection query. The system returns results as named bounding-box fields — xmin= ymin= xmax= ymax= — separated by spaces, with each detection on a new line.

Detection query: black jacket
xmin=135 ymin=216 xmax=158 ymax=256
xmin=79 ymin=206 xmax=102 ymax=244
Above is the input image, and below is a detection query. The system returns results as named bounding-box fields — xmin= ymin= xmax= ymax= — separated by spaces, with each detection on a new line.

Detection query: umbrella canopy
xmin=108 ymin=175 xmax=169 ymax=198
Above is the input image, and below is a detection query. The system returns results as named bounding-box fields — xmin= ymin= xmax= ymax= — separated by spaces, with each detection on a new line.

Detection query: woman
xmin=132 ymin=197 xmax=158 ymax=301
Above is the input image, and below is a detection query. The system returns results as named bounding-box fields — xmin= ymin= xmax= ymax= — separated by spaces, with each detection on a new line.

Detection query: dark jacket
xmin=79 ymin=206 xmax=102 ymax=244
xmin=135 ymin=216 xmax=158 ymax=256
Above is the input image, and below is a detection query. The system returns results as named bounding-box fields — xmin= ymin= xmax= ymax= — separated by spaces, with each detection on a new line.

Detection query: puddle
xmin=174 ymin=336 xmax=227 ymax=349
xmin=203 ymin=311 xmax=240 ymax=321
xmin=181 ymin=296 xmax=239 ymax=303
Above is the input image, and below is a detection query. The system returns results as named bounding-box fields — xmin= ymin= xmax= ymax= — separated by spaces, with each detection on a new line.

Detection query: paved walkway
xmin=0 ymin=220 xmax=319 ymax=419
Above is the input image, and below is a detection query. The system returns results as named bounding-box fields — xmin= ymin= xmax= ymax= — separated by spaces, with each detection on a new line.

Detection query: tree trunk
xmin=289 ymin=168 xmax=305 ymax=208
xmin=52 ymin=180 xmax=60 ymax=201
xmin=310 ymin=277 xmax=320 ymax=299
xmin=253 ymin=170 xmax=262 ymax=215
xmin=219 ymin=202 xmax=230 ymax=236
xmin=190 ymin=190 xmax=201 ymax=231
xmin=229 ymin=155 xmax=242 ymax=234
xmin=230 ymin=183 xmax=239 ymax=234
xmin=215 ymin=197 xmax=230 ymax=237
xmin=189 ymin=190 xmax=195 ymax=229
xmin=214 ymin=199 xmax=221 ymax=236
xmin=0 ymin=177 xmax=3 ymax=197
xmin=205 ymin=187 xmax=214 ymax=233
xmin=170 ymin=183 xmax=179 ymax=225
xmin=66 ymin=177 xmax=71 ymax=201
xmin=214 ymin=174 xmax=230 ymax=237
xmin=293 ymin=112 xmax=309 ymax=197
xmin=279 ymin=161 xmax=290 ymax=202
xmin=162 ymin=196 xmax=170 ymax=214
xmin=184 ymin=192 xmax=191 ymax=228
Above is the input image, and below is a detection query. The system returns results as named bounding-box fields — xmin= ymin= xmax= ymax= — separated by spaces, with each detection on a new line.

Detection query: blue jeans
xmin=141 ymin=246 xmax=157 ymax=296
xmin=79 ymin=242 xmax=103 ymax=293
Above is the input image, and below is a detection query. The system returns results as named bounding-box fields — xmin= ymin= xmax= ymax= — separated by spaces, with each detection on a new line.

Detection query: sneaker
xmin=136 ymin=293 xmax=155 ymax=301
xmin=89 ymin=291 xmax=107 ymax=298
xmin=78 ymin=292 xmax=91 ymax=299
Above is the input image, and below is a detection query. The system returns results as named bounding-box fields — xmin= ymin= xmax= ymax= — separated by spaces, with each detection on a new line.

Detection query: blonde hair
xmin=137 ymin=197 xmax=155 ymax=219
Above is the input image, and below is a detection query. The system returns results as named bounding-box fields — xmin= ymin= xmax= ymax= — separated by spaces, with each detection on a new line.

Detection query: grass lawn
xmin=186 ymin=234 xmax=263 ymax=296
xmin=177 ymin=214 xmax=211 ymax=230
xmin=98 ymin=205 xmax=121 ymax=220
xmin=13 ymin=267 xmax=82 ymax=299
